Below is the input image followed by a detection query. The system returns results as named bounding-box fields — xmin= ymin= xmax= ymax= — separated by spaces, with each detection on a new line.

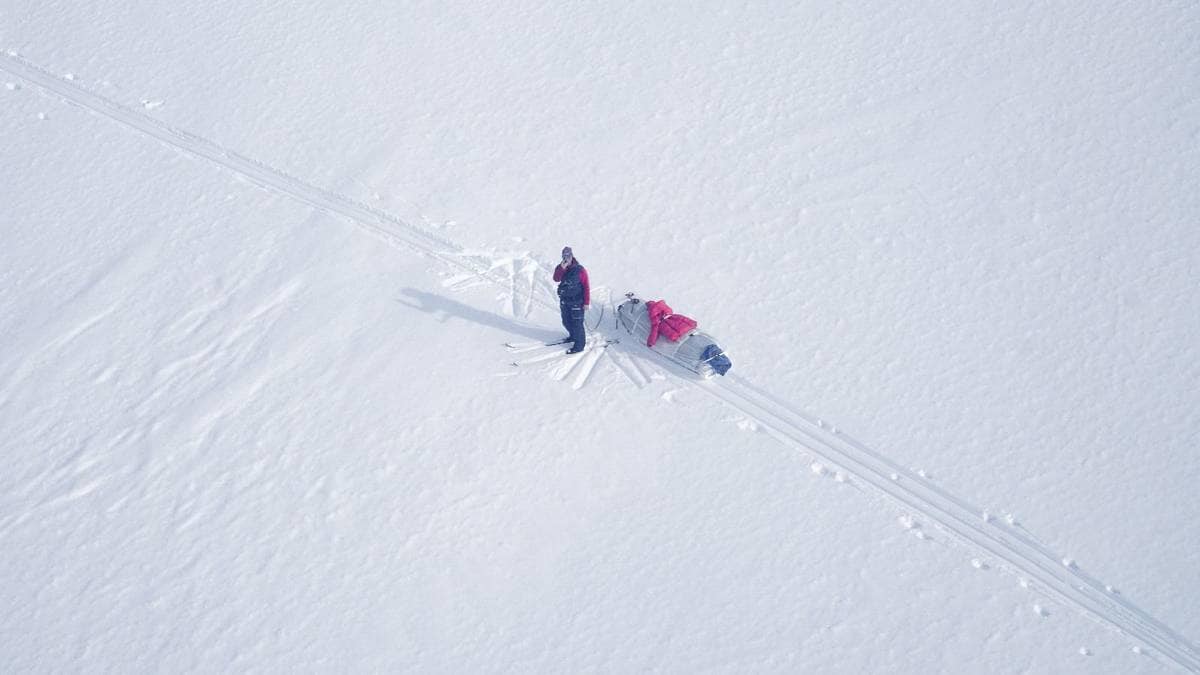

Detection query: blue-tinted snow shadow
xmin=396 ymin=288 xmax=560 ymax=343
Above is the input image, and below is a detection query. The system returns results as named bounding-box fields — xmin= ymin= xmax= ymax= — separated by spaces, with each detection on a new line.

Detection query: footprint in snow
xmin=1033 ymin=603 xmax=1049 ymax=617
xmin=141 ymin=99 xmax=164 ymax=110
xmin=63 ymin=73 xmax=76 ymax=81
xmin=815 ymin=419 xmax=840 ymax=433
xmin=895 ymin=515 xmax=932 ymax=540
xmin=734 ymin=417 xmax=759 ymax=432
xmin=4 ymin=82 xmax=18 ymax=91
xmin=810 ymin=463 xmax=848 ymax=482
xmin=971 ymin=558 xmax=989 ymax=570
xmin=37 ymin=112 xmax=47 ymax=120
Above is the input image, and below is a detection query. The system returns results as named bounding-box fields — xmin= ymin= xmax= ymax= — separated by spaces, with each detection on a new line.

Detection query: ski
xmin=509 ymin=338 xmax=619 ymax=367
xmin=504 ymin=337 xmax=572 ymax=351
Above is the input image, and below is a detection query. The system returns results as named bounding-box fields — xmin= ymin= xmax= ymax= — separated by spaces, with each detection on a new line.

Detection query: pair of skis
xmin=504 ymin=336 xmax=619 ymax=367
xmin=504 ymin=335 xmax=616 ymax=348
xmin=504 ymin=292 xmax=618 ymax=366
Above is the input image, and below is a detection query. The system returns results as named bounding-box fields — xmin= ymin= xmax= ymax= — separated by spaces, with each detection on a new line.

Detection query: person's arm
xmin=553 ymin=264 xmax=565 ymax=282
xmin=579 ymin=268 xmax=590 ymax=307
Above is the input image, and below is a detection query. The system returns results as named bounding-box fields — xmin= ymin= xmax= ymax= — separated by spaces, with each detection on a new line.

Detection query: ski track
xmin=0 ymin=53 xmax=550 ymax=319
xmin=607 ymin=346 xmax=650 ymax=389
xmin=5 ymin=52 xmax=1198 ymax=673
xmin=712 ymin=370 xmax=1199 ymax=672
xmin=569 ymin=346 xmax=605 ymax=390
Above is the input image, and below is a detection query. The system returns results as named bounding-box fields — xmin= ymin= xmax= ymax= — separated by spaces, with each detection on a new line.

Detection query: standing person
xmin=553 ymin=246 xmax=590 ymax=354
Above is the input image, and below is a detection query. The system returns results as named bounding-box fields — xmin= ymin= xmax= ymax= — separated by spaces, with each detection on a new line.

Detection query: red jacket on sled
xmin=645 ymin=300 xmax=698 ymax=347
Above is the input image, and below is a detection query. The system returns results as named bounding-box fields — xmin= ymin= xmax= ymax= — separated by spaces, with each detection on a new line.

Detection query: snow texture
xmin=2 ymin=2 xmax=1198 ymax=673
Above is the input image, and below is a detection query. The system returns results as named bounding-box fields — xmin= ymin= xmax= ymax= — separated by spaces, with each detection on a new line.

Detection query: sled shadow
xmin=396 ymin=288 xmax=560 ymax=343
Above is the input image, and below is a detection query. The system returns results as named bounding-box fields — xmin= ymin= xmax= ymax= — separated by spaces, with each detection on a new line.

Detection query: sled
xmin=615 ymin=293 xmax=732 ymax=377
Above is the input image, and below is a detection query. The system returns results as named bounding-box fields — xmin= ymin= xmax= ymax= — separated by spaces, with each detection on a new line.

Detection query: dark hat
xmin=561 ymin=246 xmax=573 ymax=259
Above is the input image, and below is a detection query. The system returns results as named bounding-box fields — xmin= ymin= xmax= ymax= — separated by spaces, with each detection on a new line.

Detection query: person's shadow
xmin=396 ymin=288 xmax=561 ymax=343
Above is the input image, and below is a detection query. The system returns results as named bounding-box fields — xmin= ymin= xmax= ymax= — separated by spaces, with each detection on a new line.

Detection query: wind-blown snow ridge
xmin=6 ymin=51 xmax=1197 ymax=672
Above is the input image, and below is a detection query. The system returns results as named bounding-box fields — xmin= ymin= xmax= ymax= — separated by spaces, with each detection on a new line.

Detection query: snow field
xmin=3 ymin=1 xmax=1200 ymax=672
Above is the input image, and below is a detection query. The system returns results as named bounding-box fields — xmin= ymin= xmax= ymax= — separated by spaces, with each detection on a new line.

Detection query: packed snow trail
xmin=6 ymin=52 xmax=1198 ymax=673
xmin=711 ymin=374 xmax=1200 ymax=672
xmin=0 ymin=53 xmax=555 ymax=317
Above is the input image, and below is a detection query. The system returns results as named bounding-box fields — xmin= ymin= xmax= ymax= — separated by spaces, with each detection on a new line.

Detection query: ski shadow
xmin=396 ymin=288 xmax=561 ymax=343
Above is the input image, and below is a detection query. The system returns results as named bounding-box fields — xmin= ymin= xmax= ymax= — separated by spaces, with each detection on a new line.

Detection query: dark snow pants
xmin=560 ymin=301 xmax=585 ymax=352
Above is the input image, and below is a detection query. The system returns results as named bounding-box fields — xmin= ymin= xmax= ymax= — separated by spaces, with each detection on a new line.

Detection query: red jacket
xmin=553 ymin=261 xmax=590 ymax=306
xmin=646 ymin=300 xmax=697 ymax=347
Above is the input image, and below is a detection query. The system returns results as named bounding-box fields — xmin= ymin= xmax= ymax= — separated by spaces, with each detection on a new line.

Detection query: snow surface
xmin=2 ymin=2 xmax=1199 ymax=672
